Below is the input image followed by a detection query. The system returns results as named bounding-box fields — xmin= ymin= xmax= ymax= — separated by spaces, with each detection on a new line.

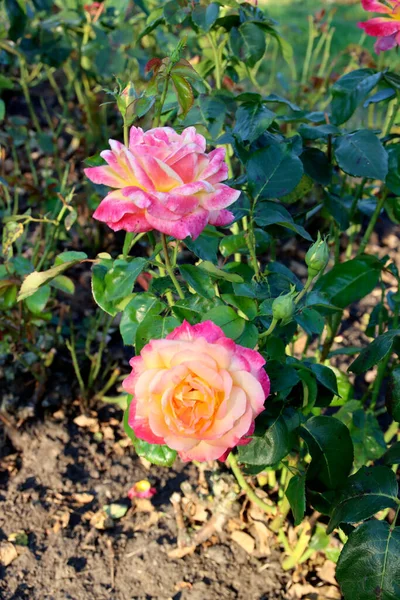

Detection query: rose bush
xmin=84 ymin=126 xmax=240 ymax=239
xmin=123 ymin=320 xmax=270 ymax=462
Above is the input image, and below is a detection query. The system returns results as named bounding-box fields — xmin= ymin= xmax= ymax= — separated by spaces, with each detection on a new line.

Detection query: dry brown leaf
xmin=174 ymin=581 xmax=192 ymax=591
xmin=251 ymin=520 xmax=272 ymax=556
xmin=73 ymin=415 xmax=98 ymax=429
xmin=167 ymin=545 xmax=196 ymax=559
xmin=101 ymin=425 xmax=114 ymax=440
xmin=231 ymin=531 xmax=255 ymax=555
xmin=316 ymin=560 xmax=337 ymax=586
xmin=182 ymin=498 xmax=208 ymax=522
xmin=0 ymin=542 xmax=18 ymax=566
xmin=90 ymin=510 xmax=114 ymax=530
xmin=134 ymin=511 xmax=161 ymax=532
xmin=133 ymin=498 xmax=155 ymax=513
xmin=288 ymin=582 xmax=341 ymax=600
xmin=73 ymin=492 xmax=94 ymax=504
xmin=52 ymin=410 xmax=65 ymax=420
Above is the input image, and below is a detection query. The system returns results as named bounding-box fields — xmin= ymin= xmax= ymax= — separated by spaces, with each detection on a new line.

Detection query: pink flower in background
xmin=127 ymin=480 xmax=156 ymax=500
xmin=84 ymin=126 xmax=240 ymax=240
xmin=122 ymin=321 xmax=270 ymax=463
xmin=358 ymin=0 xmax=400 ymax=53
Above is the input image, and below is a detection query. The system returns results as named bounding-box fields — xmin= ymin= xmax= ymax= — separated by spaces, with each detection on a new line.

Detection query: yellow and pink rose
xmin=123 ymin=321 xmax=270 ymax=462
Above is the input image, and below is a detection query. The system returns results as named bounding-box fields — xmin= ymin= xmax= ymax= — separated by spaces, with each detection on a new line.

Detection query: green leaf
xmin=171 ymin=74 xmax=194 ymax=117
xmin=388 ymin=365 xmax=400 ymax=421
xmin=386 ymin=145 xmax=400 ymax=196
xmin=120 ymin=294 xmax=165 ymax=346
xmin=191 ymin=3 xmax=219 ymax=31
xmin=184 ymin=230 xmax=219 ymax=262
xmin=55 ymin=251 xmax=88 ymax=264
xmin=220 ymin=294 xmax=257 ymax=321
xmin=5 ymin=0 xmax=27 ymax=40
xmin=334 ymin=402 xmax=386 ymax=468
xmin=24 ymin=284 xmax=51 ymax=314
xmin=233 ymin=103 xmax=275 ymax=143
xmin=331 ymin=69 xmax=382 ymax=125
xmin=301 ymin=148 xmax=332 ymax=186
xmin=336 ymin=520 xmax=400 ymax=600
xmin=254 ymin=201 xmax=311 ymax=240
xmin=238 ymin=413 xmax=291 ymax=466
xmin=327 ymin=466 xmax=399 ymax=533
xmin=179 ymin=265 xmax=215 ymax=299
xmin=310 ymin=364 xmax=338 ymax=396
xmin=104 ymin=503 xmax=129 ymax=520
xmin=220 ymin=229 xmax=270 ymax=257
xmin=230 ymin=22 xmax=266 ymax=68
xmin=205 ymin=306 xmax=245 ymax=340
xmin=163 ymin=0 xmax=187 ymax=24
xmin=300 ymin=416 xmax=353 ymax=489
xmin=334 ymin=130 xmax=388 ymax=180
xmin=0 ymin=74 xmax=14 ymax=90
xmin=171 ymin=296 xmax=222 ymax=324
xmin=0 ymin=99 xmax=5 ymax=122
xmin=382 ymin=441 xmax=400 ymax=466
xmin=198 ymin=261 xmax=244 ymax=283
xmin=295 ymin=308 xmax=325 ymax=336
xmin=104 ymin=258 xmax=147 ymax=301
xmin=18 ymin=257 xmax=86 ymax=301
xmin=123 ymin=408 xmax=177 ymax=467
xmin=49 ymin=275 xmax=75 ymax=295
xmin=135 ymin=315 xmax=181 ymax=353
xmin=247 ymin=145 xmax=304 ymax=200
xmin=92 ymin=258 xmax=147 ymax=316
xmin=349 ymin=330 xmax=400 ymax=374
xmin=314 ymin=256 xmax=382 ymax=309
xmin=235 ymin=321 xmax=259 ymax=348
xmin=286 ymin=474 xmax=306 ymax=526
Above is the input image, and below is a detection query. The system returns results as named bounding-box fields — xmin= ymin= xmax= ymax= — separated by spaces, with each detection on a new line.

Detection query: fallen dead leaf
xmin=73 ymin=492 xmax=94 ymax=504
xmin=101 ymin=425 xmax=114 ymax=440
xmin=251 ymin=520 xmax=272 ymax=556
xmin=288 ymin=582 xmax=341 ymax=599
xmin=167 ymin=545 xmax=196 ymax=559
xmin=134 ymin=511 xmax=162 ymax=532
xmin=174 ymin=581 xmax=192 ymax=591
xmin=133 ymin=498 xmax=154 ymax=513
xmin=73 ymin=415 xmax=98 ymax=429
xmin=0 ymin=542 xmax=18 ymax=566
xmin=316 ymin=560 xmax=338 ymax=586
xmin=231 ymin=530 xmax=255 ymax=555
xmin=90 ymin=510 xmax=114 ymax=530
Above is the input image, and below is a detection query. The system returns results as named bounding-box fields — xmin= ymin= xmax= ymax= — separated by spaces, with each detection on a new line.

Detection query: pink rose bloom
xmin=122 ymin=321 xmax=270 ymax=462
xmin=84 ymin=126 xmax=240 ymax=240
xmin=358 ymin=0 xmax=400 ymax=53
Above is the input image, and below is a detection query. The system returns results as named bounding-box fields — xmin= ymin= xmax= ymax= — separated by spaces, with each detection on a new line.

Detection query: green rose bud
xmin=117 ymin=81 xmax=136 ymax=123
xmin=272 ymin=285 xmax=297 ymax=325
xmin=305 ymin=232 xmax=329 ymax=278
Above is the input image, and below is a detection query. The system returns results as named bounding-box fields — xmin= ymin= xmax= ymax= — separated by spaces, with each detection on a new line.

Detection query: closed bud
xmin=272 ymin=285 xmax=296 ymax=325
xmin=305 ymin=232 xmax=329 ymax=278
xmin=117 ymin=81 xmax=136 ymax=123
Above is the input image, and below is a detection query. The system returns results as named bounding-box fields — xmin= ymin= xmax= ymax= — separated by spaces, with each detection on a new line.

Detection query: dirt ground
xmin=0 ymin=407 xmax=292 ymax=600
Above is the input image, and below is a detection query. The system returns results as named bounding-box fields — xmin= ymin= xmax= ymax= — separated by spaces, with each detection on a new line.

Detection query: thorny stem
xmin=357 ymin=189 xmax=388 ymax=257
xmin=208 ymin=32 xmax=222 ymax=90
xmin=161 ymin=234 xmax=185 ymax=300
xmin=294 ymin=274 xmax=314 ymax=306
xmin=227 ymin=453 xmax=277 ymax=515
xmin=259 ymin=317 xmax=278 ymax=340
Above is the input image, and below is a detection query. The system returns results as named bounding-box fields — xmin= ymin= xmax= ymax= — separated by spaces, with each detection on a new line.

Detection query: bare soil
xmin=0 ymin=408 xmax=289 ymax=600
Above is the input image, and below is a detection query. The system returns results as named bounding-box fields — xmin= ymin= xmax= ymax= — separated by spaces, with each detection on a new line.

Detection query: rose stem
xmin=161 ymin=233 xmax=185 ymax=300
xmin=227 ymin=452 xmax=277 ymax=515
